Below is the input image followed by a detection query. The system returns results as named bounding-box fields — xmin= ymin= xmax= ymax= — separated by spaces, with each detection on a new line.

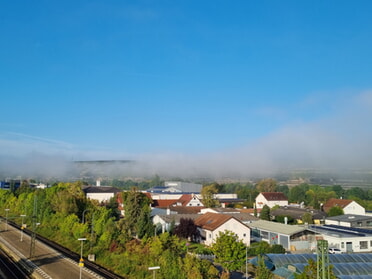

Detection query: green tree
xmin=331 ymin=185 xmax=344 ymax=198
xmin=122 ymin=187 xmax=153 ymax=239
xmin=256 ymin=179 xmax=277 ymax=193
xmin=327 ymin=206 xmax=344 ymax=217
xmin=277 ymin=185 xmax=289 ymax=197
xmin=345 ymin=187 xmax=366 ymax=200
xmin=260 ymin=205 xmax=271 ymax=221
xmin=295 ymin=258 xmax=337 ymax=279
xmin=301 ymin=212 xmax=314 ymax=224
xmin=255 ymin=255 xmax=273 ymax=279
xmin=289 ymin=184 xmax=308 ymax=204
xmin=201 ymin=184 xmax=219 ymax=208
xmin=211 ymin=230 xmax=247 ymax=274
xmin=305 ymin=185 xmax=336 ymax=209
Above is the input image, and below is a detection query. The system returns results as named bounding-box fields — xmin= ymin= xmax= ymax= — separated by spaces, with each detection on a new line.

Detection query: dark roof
xmin=155 ymin=214 xmax=201 ymax=224
xmin=261 ymin=192 xmax=288 ymax=201
xmin=271 ymin=206 xmax=326 ymax=219
xmin=82 ymin=186 xmax=121 ymax=194
xmin=326 ymin=214 xmax=372 ymax=222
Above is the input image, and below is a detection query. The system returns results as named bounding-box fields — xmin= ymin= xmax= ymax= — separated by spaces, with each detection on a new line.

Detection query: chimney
xmin=96 ymin=179 xmax=101 ymax=187
xmin=166 ymin=208 xmax=171 ymax=215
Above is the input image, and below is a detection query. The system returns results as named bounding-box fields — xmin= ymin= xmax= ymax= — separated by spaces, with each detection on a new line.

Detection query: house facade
xmin=310 ymin=225 xmax=372 ymax=253
xmin=323 ymin=198 xmax=365 ymax=215
xmin=255 ymin=192 xmax=288 ymax=209
xmin=82 ymin=186 xmax=122 ymax=203
xmin=249 ymin=220 xmax=318 ymax=251
xmin=271 ymin=206 xmax=327 ymax=225
xmin=152 ymin=213 xmax=201 ymax=234
xmin=325 ymin=214 xmax=372 ymax=228
xmin=194 ymin=212 xmax=250 ymax=246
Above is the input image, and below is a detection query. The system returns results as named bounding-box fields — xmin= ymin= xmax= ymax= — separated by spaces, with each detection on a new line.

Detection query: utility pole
xmin=29 ymin=195 xmax=37 ymax=258
xmin=317 ymin=239 xmax=330 ymax=279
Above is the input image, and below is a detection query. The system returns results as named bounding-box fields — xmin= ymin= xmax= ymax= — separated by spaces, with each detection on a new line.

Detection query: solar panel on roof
xmin=251 ymin=253 xmax=372 ymax=278
xmin=325 ymin=224 xmax=372 ymax=234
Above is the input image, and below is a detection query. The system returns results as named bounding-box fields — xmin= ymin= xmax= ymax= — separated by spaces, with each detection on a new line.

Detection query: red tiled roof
xmin=178 ymin=194 xmax=193 ymax=206
xmin=194 ymin=212 xmax=235 ymax=231
xmin=170 ymin=206 xmax=204 ymax=214
xmin=323 ymin=198 xmax=353 ymax=211
xmin=261 ymin=192 xmax=288 ymax=201
xmin=238 ymin=208 xmax=262 ymax=214
xmin=153 ymin=199 xmax=178 ymax=207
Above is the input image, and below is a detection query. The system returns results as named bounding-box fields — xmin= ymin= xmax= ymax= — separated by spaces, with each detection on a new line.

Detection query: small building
xmin=0 ymin=180 xmax=21 ymax=190
xmin=147 ymin=181 xmax=203 ymax=193
xmin=152 ymin=213 xmax=201 ymax=234
xmin=310 ymin=224 xmax=372 ymax=253
xmin=325 ymin=214 xmax=372 ymax=228
xmin=323 ymin=198 xmax=365 ymax=215
xmin=82 ymin=185 xmax=122 ymax=203
xmin=151 ymin=193 xmax=204 ymax=208
xmin=248 ymin=220 xmax=318 ymax=251
xmin=200 ymin=208 xmax=259 ymax=225
xmin=194 ymin=212 xmax=251 ymax=246
xmin=271 ymin=206 xmax=327 ymax=225
xmin=255 ymin=192 xmax=288 ymax=209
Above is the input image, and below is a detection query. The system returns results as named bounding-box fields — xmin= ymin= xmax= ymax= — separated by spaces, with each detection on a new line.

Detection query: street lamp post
xmin=5 ymin=209 xmax=9 ymax=231
xmin=82 ymin=209 xmax=89 ymax=224
xmin=78 ymin=238 xmax=87 ymax=279
xmin=245 ymin=246 xmax=248 ymax=279
xmin=20 ymin=214 xmax=26 ymax=241
xmin=148 ymin=266 xmax=160 ymax=279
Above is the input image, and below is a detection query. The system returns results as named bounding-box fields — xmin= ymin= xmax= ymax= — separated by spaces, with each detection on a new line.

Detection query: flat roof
xmin=326 ymin=214 xmax=372 ymax=222
xmin=248 ymin=220 xmax=307 ymax=235
xmin=310 ymin=225 xmax=372 ymax=238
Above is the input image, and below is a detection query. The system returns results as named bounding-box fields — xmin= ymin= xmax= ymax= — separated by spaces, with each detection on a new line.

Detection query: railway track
xmin=6 ymin=219 xmax=125 ymax=279
xmin=0 ymin=246 xmax=31 ymax=279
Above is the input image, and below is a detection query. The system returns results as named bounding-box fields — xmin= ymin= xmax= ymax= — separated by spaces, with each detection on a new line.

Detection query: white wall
xmin=203 ymin=219 xmax=250 ymax=246
xmin=87 ymin=193 xmax=114 ymax=203
xmin=344 ymin=201 xmax=366 ymax=215
xmin=321 ymin=234 xmax=372 ymax=253
xmin=255 ymin=193 xmax=288 ymax=209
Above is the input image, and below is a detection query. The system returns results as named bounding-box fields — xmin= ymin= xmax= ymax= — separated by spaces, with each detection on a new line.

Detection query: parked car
xmin=328 ymin=248 xmax=342 ymax=254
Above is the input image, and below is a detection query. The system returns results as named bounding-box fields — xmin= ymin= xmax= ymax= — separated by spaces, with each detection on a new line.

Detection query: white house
xmin=82 ymin=186 xmax=121 ymax=203
xmin=152 ymin=213 xmax=201 ymax=234
xmin=311 ymin=225 xmax=372 ymax=253
xmin=194 ymin=212 xmax=250 ymax=246
xmin=255 ymin=192 xmax=288 ymax=209
xmin=323 ymin=198 xmax=365 ymax=215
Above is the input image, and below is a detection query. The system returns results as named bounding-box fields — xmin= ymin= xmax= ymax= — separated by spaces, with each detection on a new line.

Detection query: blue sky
xmin=1 ymin=1 xmax=372 ymax=177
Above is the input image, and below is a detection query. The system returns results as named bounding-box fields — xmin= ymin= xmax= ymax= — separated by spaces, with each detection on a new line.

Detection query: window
xmin=341 ymin=242 xmax=345 ymax=249
xmin=243 ymin=233 xmax=246 ymax=237
xmin=357 ymin=222 xmax=363 ymax=227
xmin=360 ymin=241 xmax=368 ymax=249
xmin=261 ymin=231 xmax=269 ymax=239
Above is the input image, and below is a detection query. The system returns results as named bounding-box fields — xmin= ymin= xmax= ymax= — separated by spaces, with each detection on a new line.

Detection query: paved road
xmin=0 ymin=222 xmax=103 ymax=279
